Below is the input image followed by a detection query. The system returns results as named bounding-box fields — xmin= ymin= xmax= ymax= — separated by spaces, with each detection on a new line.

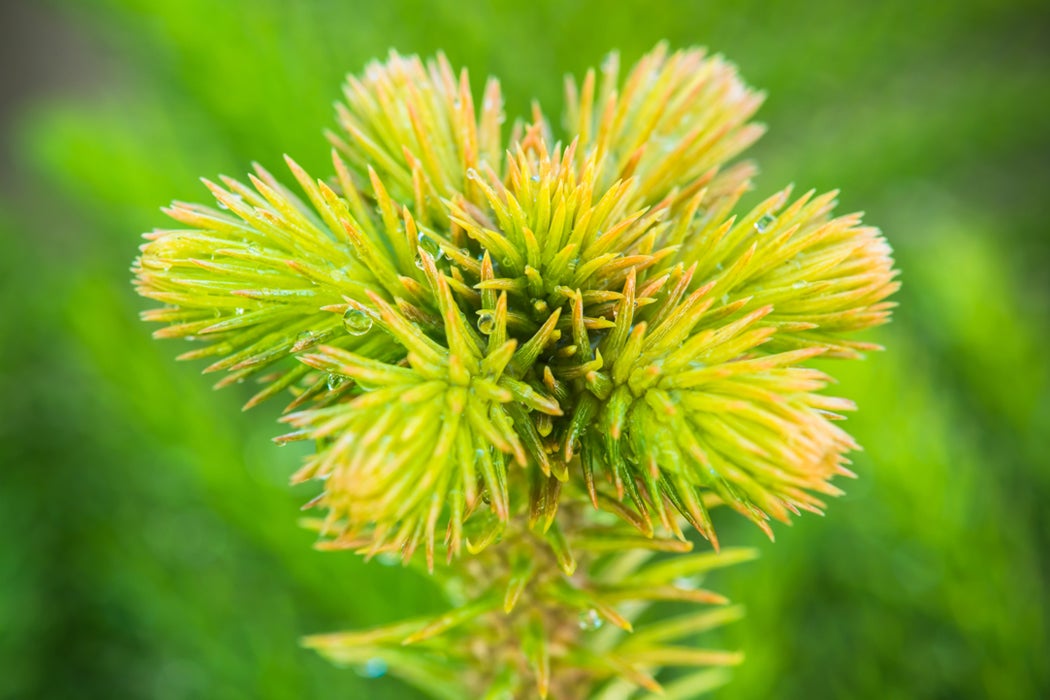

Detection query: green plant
xmin=133 ymin=43 xmax=898 ymax=698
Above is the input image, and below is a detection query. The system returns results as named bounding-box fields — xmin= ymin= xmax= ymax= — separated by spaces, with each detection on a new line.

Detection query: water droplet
xmin=294 ymin=330 xmax=316 ymax=350
xmin=530 ymin=174 xmax=540 ymax=183
xmin=356 ymin=657 xmax=388 ymax=679
xmin=477 ymin=311 xmax=496 ymax=335
xmin=376 ymin=552 xmax=400 ymax=567
xmin=792 ymin=280 xmax=809 ymax=290
xmin=247 ymin=243 xmax=261 ymax=255
xmin=216 ymin=194 xmax=242 ymax=211
xmin=578 ymin=609 xmax=603 ymax=631
xmin=673 ymin=576 xmax=701 ymax=590
xmin=754 ymin=214 xmax=776 ymax=233
xmin=326 ymin=373 xmax=344 ymax=391
xmin=465 ymin=168 xmax=479 ymax=181
xmin=234 ymin=307 xmax=245 ymax=316
xmin=721 ymin=294 xmax=730 ymax=305
xmin=342 ymin=308 xmax=373 ymax=335
xmin=417 ymin=232 xmax=441 ymax=257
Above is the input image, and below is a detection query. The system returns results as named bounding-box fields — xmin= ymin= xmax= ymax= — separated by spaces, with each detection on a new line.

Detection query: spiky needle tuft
xmin=134 ymin=44 xmax=898 ymax=698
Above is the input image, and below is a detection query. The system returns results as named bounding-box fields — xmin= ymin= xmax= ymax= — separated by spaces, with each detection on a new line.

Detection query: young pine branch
xmin=133 ymin=43 xmax=898 ymax=698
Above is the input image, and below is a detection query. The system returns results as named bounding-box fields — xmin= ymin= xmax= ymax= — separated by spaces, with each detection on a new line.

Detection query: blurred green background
xmin=1 ymin=0 xmax=1047 ymax=697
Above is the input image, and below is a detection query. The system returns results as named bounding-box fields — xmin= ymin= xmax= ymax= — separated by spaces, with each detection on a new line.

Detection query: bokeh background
xmin=1 ymin=1 xmax=1048 ymax=698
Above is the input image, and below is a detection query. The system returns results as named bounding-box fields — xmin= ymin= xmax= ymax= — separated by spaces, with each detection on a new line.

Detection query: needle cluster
xmin=134 ymin=43 xmax=898 ymax=698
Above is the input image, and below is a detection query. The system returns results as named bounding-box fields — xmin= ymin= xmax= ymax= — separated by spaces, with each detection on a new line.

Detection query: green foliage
xmin=128 ymin=45 xmax=897 ymax=696
xmin=134 ymin=47 xmax=897 ymax=558
xmin=3 ymin=0 xmax=1048 ymax=698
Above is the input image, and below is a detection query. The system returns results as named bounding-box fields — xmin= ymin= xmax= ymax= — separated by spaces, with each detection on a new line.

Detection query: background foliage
xmin=1 ymin=0 xmax=1047 ymax=697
